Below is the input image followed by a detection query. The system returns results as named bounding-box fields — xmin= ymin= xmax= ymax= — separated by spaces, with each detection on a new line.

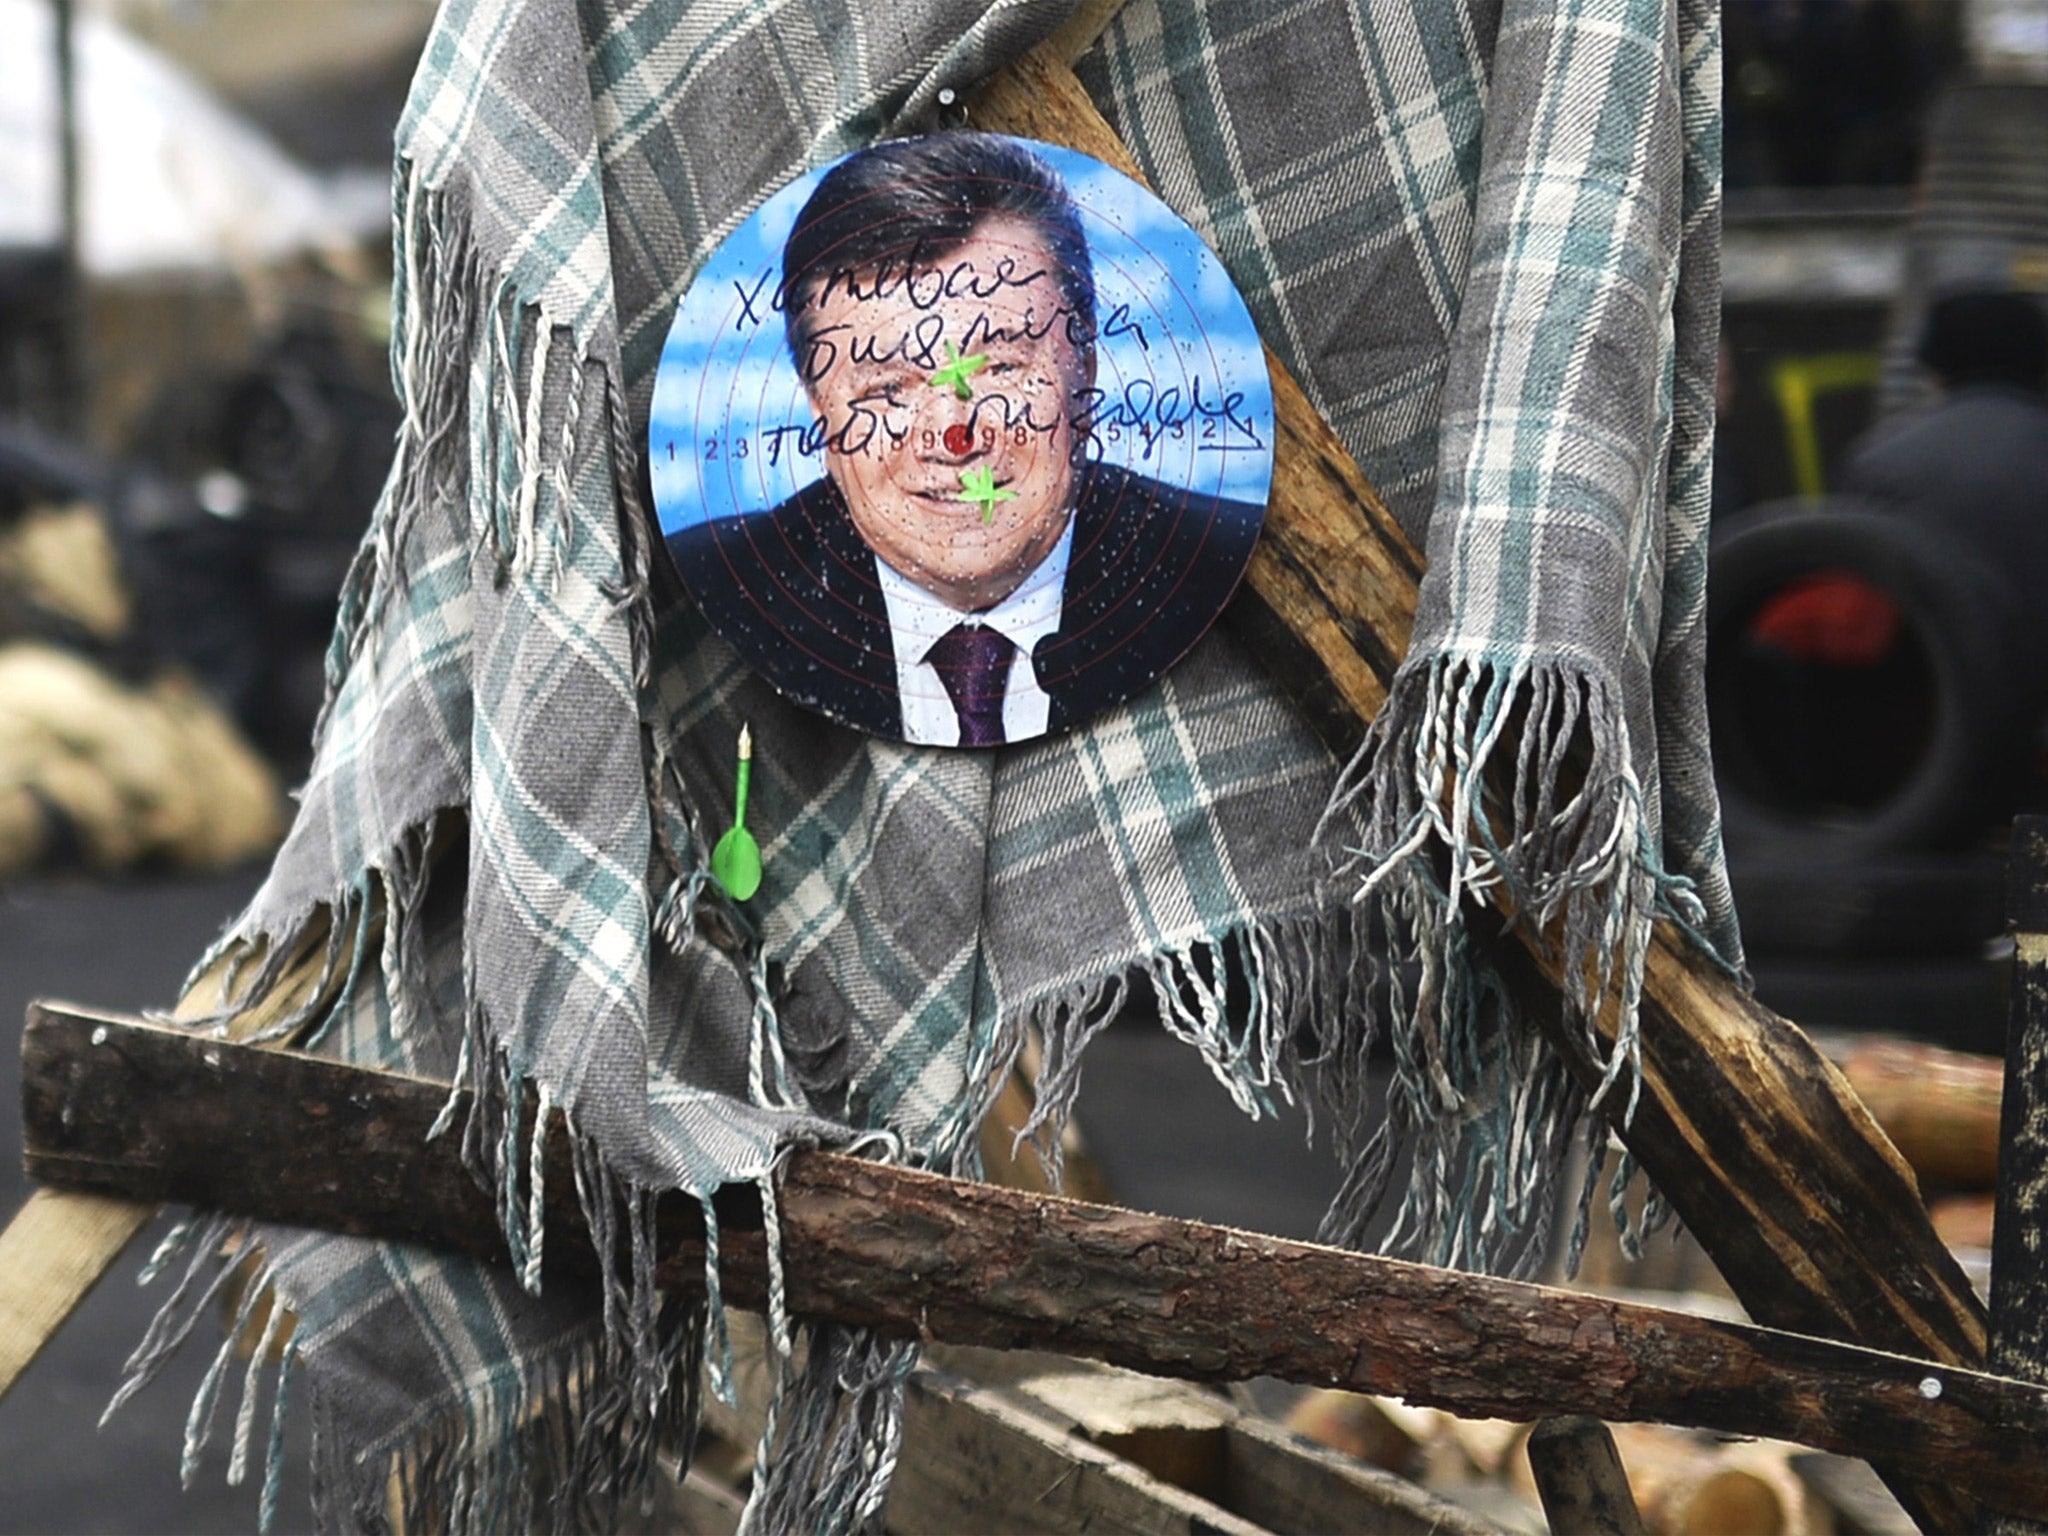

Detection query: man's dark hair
xmin=780 ymin=132 xmax=1095 ymax=375
xmin=1917 ymin=290 xmax=2048 ymax=392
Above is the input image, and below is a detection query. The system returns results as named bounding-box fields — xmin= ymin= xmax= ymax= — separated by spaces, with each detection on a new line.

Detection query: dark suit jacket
xmin=665 ymin=460 xmax=1262 ymax=741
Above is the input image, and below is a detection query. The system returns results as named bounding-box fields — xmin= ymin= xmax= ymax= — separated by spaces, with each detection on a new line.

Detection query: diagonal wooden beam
xmin=969 ymin=44 xmax=1986 ymax=1532
xmin=19 ymin=1006 xmax=2048 ymax=1523
xmin=0 ymin=1187 xmax=151 ymax=1401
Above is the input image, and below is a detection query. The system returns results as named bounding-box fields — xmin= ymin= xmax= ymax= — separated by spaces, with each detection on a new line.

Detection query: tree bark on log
xmin=19 ymin=1006 xmax=2048 ymax=1523
xmin=972 ymin=48 xmax=1985 ymax=1531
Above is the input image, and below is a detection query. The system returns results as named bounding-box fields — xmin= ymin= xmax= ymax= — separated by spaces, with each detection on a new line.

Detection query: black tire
xmin=1746 ymin=951 xmax=2009 ymax=1057
xmin=1708 ymin=500 xmax=2034 ymax=858
xmin=1728 ymin=845 xmax=2007 ymax=958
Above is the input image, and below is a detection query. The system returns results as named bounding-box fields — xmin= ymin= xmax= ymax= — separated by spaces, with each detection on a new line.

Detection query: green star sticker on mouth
xmin=956 ymin=464 xmax=1016 ymax=523
xmin=928 ymin=341 xmax=988 ymax=400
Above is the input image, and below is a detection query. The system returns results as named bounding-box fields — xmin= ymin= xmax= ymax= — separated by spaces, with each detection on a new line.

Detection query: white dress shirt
xmin=875 ymin=522 xmax=1074 ymax=746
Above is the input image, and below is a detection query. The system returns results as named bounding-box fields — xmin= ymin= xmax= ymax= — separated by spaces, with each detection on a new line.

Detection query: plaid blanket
xmin=119 ymin=0 xmax=1737 ymax=1529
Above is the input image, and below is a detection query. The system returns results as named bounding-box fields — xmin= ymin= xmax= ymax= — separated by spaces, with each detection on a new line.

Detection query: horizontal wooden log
xmin=974 ymin=51 xmax=1985 ymax=1531
xmin=19 ymin=1006 xmax=2048 ymax=1521
xmin=1840 ymin=1039 xmax=2004 ymax=1194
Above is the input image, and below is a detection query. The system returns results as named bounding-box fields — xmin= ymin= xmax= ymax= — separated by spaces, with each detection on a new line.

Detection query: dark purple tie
xmin=926 ymin=622 xmax=1016 ymax=747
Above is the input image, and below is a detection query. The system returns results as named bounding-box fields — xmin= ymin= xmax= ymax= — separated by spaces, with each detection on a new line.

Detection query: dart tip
xmin=738 ymin=722 xmax=752 ymax=759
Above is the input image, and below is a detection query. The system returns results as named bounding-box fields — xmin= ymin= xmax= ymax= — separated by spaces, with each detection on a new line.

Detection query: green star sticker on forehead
xmin=957 ymin=464 xmax=1017 ymax=523
xmin=929 ymin=341 xmax=988 ymax=400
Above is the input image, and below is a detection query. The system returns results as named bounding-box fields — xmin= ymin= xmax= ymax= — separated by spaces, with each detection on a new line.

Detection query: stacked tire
xmin=1708 ymin=499 xmax=2036 ymax=1053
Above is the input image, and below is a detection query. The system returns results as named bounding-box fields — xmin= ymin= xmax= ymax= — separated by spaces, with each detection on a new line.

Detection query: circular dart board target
xmin=651 ymin=131 xmax=1272 ymax=748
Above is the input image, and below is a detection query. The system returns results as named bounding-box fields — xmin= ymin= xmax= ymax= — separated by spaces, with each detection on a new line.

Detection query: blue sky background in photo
xmin=648 ymin=138 xmax=1273 ymax=536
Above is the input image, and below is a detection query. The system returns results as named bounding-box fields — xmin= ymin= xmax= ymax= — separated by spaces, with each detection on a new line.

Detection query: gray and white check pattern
xmin=126 ymin=0 xmax=1737 ymax=1528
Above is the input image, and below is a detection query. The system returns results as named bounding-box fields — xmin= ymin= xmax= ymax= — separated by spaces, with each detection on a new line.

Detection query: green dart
xmin=957 ymin=463 xmax=1016 ymax=524
xmin=929 ymin=340 xmax=987 ymax=400
xmin=711 ymin=723 xmax=762 ymax=900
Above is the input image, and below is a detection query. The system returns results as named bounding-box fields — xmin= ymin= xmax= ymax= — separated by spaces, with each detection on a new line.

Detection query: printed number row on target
xmin=677 ymin=423 xmax=1042 ymax=465
xmin=671 ymin=415 xmax=1255 ymax=468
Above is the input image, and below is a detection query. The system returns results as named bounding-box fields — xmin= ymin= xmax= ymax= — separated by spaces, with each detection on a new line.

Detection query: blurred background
xmin=0 ymin=6 xmax=424 ymax=1527
xmin=1 ymin=0 xmax=2047 ymax=1530
xmin=1711 ymin=0 xmax=2048 ymax=1056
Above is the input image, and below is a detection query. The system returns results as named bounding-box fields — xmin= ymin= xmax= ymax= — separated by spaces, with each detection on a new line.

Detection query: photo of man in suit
xmin=664 ymin=132 xmax=1266 ymax=747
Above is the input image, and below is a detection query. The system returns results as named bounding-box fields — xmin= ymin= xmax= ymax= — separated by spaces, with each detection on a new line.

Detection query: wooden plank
xmin=627 ymin=1456 xmax=747 ymax=1536
xmin=1220 ymin=1413 xmax=1500 ymax=1536
xmin=19 ymin=1006 xmax=2048 ymax=1521
xmin=887 ymin=1370 xmax=1272 ymax=1536
xmin=668 ymin=1470 xmax=746 ymax=1536
xmin=972 ymin=48 xmax=1986 ymax=1532
xmin=0 ymin=1186 xmax=151 ymax=1400
xmin=1789 ymin=1453 xmax=1917 ymax=1536
xmin=1011 ymin=1368 xmax=1233 ymax=1503
xmin=908 ymin=1349 xmax=1501 ymax=1535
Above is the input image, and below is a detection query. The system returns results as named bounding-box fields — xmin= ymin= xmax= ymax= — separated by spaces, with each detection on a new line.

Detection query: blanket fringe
xmin=1321 ymin=653 xmax=1717 ymax=1275
xmin=363 ymin=1301 xmax=701 ymax=1536
xmin=115 ymin=1197 xmax=709 ymax=1536
xmin=739 ymin=1326 xmax=920 ymax=1536
xmin=165 ymin=814 xmax=445 ymax=1053
xmin=120 ymin=139 xmax=733 ymax=1533
xmin=106 ymin=1217 xmax=300 ymax=1532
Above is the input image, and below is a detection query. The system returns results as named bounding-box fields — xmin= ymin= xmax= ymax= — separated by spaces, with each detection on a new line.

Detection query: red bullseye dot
xmin=943 ymin=423 xmax=974 ymax=456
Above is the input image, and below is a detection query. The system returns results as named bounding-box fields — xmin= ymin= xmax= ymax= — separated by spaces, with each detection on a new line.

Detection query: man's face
xmin=796 ymin=214 xmax=1093 ymax=613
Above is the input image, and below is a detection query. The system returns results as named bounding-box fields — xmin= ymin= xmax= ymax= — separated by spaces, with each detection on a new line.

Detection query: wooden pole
xmin=1525 ymin=1418 xmax=1645 ymax=1536
xmin=1990 ymin=816 xmax=2048 ymax=1536
xmin=19 ymin=1004 xmax=2048 ymax=1522
xmin=971 ymin=46 xmax=1984 ymax=1531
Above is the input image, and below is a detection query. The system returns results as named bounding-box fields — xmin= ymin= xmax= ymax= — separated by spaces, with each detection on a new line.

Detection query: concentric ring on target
xmin=650 ymin=131 xmax=1272 ymax=748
